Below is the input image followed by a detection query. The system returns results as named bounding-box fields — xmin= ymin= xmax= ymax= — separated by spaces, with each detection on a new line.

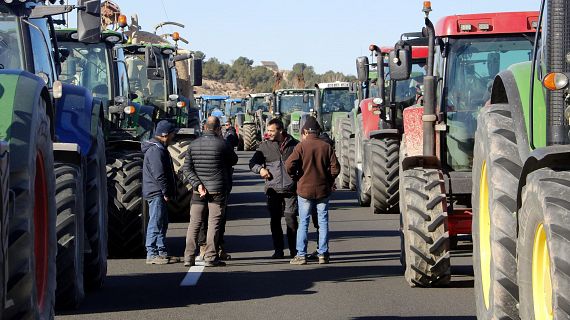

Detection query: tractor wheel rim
xmin=479 ymin=160 xmax=492 ymax=310
xmin=532 ymin=223 xmax=553 ymax=320
xmin=33 ymin=152 xmax=48 ymax=312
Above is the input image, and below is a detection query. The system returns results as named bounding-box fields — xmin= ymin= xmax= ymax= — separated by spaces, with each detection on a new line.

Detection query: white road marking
xmin=180 ymin=266 xmax=205 ymax=286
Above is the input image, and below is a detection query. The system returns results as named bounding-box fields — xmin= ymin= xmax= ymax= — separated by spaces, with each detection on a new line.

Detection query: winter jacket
xmin=184 ymin=132 xmax=238 ymax=194
xmin=142 ymin=139 xmax=176 ymax=200
xmin=285 ymin=134 xmax=340 ymax=199
xmin=249 ymin=134 xmax=298 ymax=194
xmin=223 ymin=127 xmax=239 ymax=149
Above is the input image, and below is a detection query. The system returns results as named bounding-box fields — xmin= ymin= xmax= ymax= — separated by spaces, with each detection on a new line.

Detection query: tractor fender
xmin=369 ymin=129 xmax=399 ymax=141
xmin=401 ymin=155 xmax=441 ymax=171
xmin=358 ymin=98 xmax=380 ymax=139
xmin=490 ymin=67 xmax=532 ymax=159
xmin=515 ymin=145 xmax=570 ymax=213
xmin=52 ymin=142 xmax=82 ymax=166
xmin=402 ymin=105 xmax=424 ymax=157
xmin=0 ymin=70 xmax=55 ymax=141
xmin=56 ymin=83 xmax=96 ymax=157
xmin=107 ymin=139 xmax=142 ymax=152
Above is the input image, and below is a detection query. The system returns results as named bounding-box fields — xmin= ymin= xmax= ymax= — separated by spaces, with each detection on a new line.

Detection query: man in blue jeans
xmin=142 ymin=120 xmax=177 ymax=265
xmin=285 ymin=117 xmax=340 ymax=265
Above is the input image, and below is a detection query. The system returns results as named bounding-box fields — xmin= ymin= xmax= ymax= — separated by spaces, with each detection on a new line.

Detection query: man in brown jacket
xmin=285 ymin=116 xmax=340 ymax=265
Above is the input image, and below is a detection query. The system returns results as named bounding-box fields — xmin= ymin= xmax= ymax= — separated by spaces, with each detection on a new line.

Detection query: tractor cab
xmin=317 ymin=81 xmax=356 ymax=133
xmin=200 ymin=95 xmax=230 ymax=123
xmin=225 ymin=98 xmax=246 ymax=118
xmin=274 ymin=89 xmax=317 ymax=140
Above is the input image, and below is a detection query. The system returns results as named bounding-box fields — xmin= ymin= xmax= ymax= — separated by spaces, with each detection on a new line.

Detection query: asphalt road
xmin=57 ymin=151 xmax=476 ymax=320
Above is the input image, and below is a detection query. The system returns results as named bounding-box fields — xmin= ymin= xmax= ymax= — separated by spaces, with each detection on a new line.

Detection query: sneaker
xmin=218 ymin=250 xmax=232 ymax=261
xmin=183 ymin=256 xmax=195 ymax=267
xmin=146 ymin=256 xmax=169 ymax=265
xmin=306 ymin=250 xmax=319 ymax=261
xmin=289 ymin=255 xmax=307 ymax=265
xmin=271 ymin=251 xmax=285 ymax=259
xmin=204 ymin=259 xmax=226 ymax=267
xmin=318 ymin=254 xmax=330 ymax=264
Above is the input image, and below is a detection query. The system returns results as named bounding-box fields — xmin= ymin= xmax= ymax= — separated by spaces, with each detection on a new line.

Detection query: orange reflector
xmin=172 ymin=32 xmax=180 ymax=41
xmin=124 ymin=106 xmax=136 ymax=114
xmin=118 ymin=15 xmax=128 ymax=28
xmin=177 ymin=101 xmax=186 ymax=108
xmin=423 ymin=1 xmax=431 ymax=10
xmin=543 ymin=72 xmax=569 ymax=91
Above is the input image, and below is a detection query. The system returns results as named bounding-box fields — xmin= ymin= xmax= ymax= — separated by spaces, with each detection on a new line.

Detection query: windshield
xmin=393 ymin=60 xmax=427 ymax=106
xmin=278 ymin=94 xmax=315 ymax=114
xmin=125 ymin=53 xmax=167 ymax=106
xmin=251 ymin=97 xmax=269 ymax=112
xmin=204 ymin=100 xmax=224 ymax=115
xmin=229 ymin=103 xmax=244 ymax=116
xmin=322 ymin=88 xmax=355 ymax=113
xmin=59 ymin=42 xmax=110 ymax=100
xmin=445 ymin=36 xmax=533 ymax=171
xmin=0 ymin=6 xmax=23 ymax=70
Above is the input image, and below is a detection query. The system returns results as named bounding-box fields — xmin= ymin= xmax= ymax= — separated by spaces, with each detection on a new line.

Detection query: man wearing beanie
xmin=142 ymin=120 xmax=178 ymax=265
xmin=285 ymin=116 xmax=340 ymax=265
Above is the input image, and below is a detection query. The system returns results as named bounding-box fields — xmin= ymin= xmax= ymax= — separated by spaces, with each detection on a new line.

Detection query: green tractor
xmin=56 ymin=28 xmax=157 ymax=258
xmin=123 ymin=41 xmax=202 ymax=222
xmin=0 ymin=0 xmax=105 ymax=316
xmin=273 ymin=89 xmax=317 ymax=141
xmin=234 ymin=93 xmax=272 ymax=151
xmin=471 ymin=0 xmax=570 ymax=318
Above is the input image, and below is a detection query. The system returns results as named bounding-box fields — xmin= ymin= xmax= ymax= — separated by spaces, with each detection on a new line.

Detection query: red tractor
xmin=351 ymin=42 xmax=428 ymax=215
xmin=392 ymin=2 xmax=538 ymax=287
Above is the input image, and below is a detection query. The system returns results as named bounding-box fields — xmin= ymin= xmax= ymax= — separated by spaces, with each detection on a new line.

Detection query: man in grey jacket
xmin=249 ymin=118 xmax=299 ymax=259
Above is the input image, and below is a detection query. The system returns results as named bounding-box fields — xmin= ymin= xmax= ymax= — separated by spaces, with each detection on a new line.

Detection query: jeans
xmin=146 ymin=196 xmax=169 ymax=258
xmin=296 ymin=196 xmax=329 ymax=257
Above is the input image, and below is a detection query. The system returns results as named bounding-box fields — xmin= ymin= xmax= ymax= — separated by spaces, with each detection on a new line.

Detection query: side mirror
xmin=241 ymin=100 xmax=246 ymax=107
xmin=191 ymin=58 xmax=203 ymax=86
xmin=173 ymin=53 xmax=192 ymax=62
xmin=356 ymin=56 xmax=369 ymax=82
xmin=114 ymin=95 xmax=127 ymax=105
xmin=303 ymin=93 xmax=310 ymax=104
xmin=77 ymin=0 xmax=101 ymax=44
xmin=389 ymin=48 xmax=412 ymax=81
xmin=145 ymin=46 xmax=161 ymax=69
xmin=147 ymin=68 xmax=164 ymax=80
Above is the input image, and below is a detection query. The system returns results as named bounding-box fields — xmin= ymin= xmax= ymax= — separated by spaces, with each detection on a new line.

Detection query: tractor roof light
xmin=172 ymin=32 xmax=180 ymax=41
xmin=118 ymin=15 xmax=128 ymax=28
xmin=124 ymin=106 xmax=136 ymax=114
xmin=373 ymin=97 xmax=384 ymax=105
xmin=104 ymin=35 xmax=122 ymax=44
xmin=460 ymin=24 xmax=473 ymax=32
xmin=422 ymin=1 xmax=432 ymax=15
xmin=478 ymin=23 xmax=490 ymax=31
xmin=531 ymin=21 xmax=538 ymax=29
xmin=543 ymin=72 xmax=569 ymax=91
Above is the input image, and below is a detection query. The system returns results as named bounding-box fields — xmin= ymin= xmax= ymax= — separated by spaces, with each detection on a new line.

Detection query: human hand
xmin=163 ymin=196 xmax=170 ymax=202
xmin=198 ymin=184 xmax=207 ymax=198
xmin=260 ymin=168 xmax=272 ymax=180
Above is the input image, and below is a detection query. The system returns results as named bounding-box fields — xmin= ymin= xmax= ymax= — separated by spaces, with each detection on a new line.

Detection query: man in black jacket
xmin=183 ymin=116 xmax=238 ymax=267
xmin=142 ymin=120 xmax=177 ymax=265
xmin=249 ymin=118 xmax=299 ymax=259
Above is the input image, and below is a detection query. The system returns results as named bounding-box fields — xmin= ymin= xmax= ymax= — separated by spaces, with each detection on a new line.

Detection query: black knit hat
xmin=302 ymin=116 xmax=320 ymax=133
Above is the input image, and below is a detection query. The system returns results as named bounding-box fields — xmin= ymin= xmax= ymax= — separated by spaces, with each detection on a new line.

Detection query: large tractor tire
xmin=369 ymin=137 xmax=400 ymax=214
xmin=243 ymin=123 xmax=258 ymax=151
xmin=6 ymin=98 xmax=57 ymax=319
xmin=168 ymin=137 xmax=194 ymax=222
xmin=84 ymin=126 xmax=108 ymax=290
xmin=399 ymin=167 xmax=450 ymax=287
xmin=0 ymin=142 xmax=9 ymax=316
xmin=54 ymin=162 xmax=85 ymax=309
xmin=338 ymin=118 xmax=352 ymax=189
xmin=517 ymin=168 xmax=570 ymax=320
xmin=348 ymin=137 xmax=357 ymax=191
xmin=471 ymin=104 xmax=522 ymax=319
xmin=106 ymin=150 xmax=146 ymax=257
xmin=355 ymin=141 xmax=371 ymax=207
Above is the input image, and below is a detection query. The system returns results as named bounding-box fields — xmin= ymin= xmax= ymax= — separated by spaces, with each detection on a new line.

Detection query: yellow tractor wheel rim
xmin=479 ymin=161 xmax=491 ymax=310
xmin=532 ymin=223 xmax=553 ymax=320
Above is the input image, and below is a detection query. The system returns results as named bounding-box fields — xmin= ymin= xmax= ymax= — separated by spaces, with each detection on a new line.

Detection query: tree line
xmin=195 ymin=52 xmax=356 ymax=93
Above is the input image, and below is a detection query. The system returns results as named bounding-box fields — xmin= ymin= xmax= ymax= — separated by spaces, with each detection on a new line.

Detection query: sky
xmin=110 ymin=0 xmax=540 ymax=75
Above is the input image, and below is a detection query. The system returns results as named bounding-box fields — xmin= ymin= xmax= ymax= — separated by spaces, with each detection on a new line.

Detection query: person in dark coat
xmin=249 ymin=118 xmax=299 ymax=259
xmin=183 ymin=116 xmax=238 ymax=267
xmin=223 ymin=120 xmax=239 ymax=149
xmin=142 ymin=120 xmax=177 ymax=265
xmin=286 ymin=116 xmax=340 ymax=265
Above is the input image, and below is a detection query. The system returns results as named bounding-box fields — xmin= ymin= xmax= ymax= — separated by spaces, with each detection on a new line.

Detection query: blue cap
xmin=155 ymin=120 xmax=177 ymax=137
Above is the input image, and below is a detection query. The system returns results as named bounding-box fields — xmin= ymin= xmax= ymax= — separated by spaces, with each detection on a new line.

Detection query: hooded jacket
xmin=142 ymin=138 xmax=176 ymax=200
xmin=184 ymin=132 xmax=238 ymax=194
xmin=249 ymin=134 xmax=298 ymax=194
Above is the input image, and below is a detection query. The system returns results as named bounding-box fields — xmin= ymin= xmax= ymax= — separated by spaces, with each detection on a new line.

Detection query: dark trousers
xmin=267 ymin=191 xmax=298 ymax=256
